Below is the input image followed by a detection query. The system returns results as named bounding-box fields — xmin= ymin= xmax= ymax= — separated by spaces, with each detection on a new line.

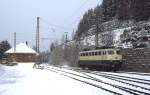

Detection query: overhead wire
xmin=40 ymin=18 xmax=71 ymax=31
xmin=38 ymin=0 xmax=91 ymax=44
xmin=38 ymin=0 xmax=102 ymax=44
xmin=39 ymin=0 xmax=91 ymax=32
xmin=40 ymin=18 xmax=73 ymax=41
xmin=64 ymin=0 xmax=102 ymax=29
xmin=63 ymin=0 xmax=90 ymax=22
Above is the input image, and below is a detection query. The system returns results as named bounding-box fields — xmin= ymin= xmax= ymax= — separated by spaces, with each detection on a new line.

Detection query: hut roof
xmin=5 ymin=43 xmax=37 ymax=54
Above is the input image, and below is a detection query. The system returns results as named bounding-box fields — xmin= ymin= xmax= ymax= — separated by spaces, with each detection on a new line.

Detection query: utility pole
xmin=13 ymin=32 xmax=16 ymax=63
xmin=34 ymin=17 xmax=40 ymax=66
xmin=65 ymin=32 xmax=68 ymax=43
xmin=14 ymin=32 xmax=16 ymax=53
xmin=64 ymin=32 xmax=68 ymax=60
xmin=95 ymin=19 xmax=99 ymax=49
xmin=36 ymin=17 xmax=40 ymax=53
xmin=88 ymin=16 xmax=99 ymax=49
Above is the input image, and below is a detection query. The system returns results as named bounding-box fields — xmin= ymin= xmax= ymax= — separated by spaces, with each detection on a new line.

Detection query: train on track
xmin=78 ymin=49 xmax=123 ymax=71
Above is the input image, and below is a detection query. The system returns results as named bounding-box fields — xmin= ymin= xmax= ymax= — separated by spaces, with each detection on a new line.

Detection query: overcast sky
xmin=0 ymin=0 xmax=102 ymax=51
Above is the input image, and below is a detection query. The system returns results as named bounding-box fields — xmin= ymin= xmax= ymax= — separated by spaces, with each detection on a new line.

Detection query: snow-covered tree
xmin=100 ymin=31 xmax=114 ymax=47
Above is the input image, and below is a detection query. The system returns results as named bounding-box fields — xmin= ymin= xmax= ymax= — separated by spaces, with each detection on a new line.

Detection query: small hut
xmin=5 ymin=43 xmax=38 ymax=62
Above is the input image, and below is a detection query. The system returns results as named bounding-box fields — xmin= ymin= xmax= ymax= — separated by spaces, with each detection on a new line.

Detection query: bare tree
xmin=50 ymin=46 xmax=64 ymax=65
xmin=65 ymin=42 xmax=79 ymax=66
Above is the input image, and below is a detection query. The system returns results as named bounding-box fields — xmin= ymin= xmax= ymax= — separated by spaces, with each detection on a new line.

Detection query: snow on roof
xmin=5 ymin=43 xmax=37 ymax=54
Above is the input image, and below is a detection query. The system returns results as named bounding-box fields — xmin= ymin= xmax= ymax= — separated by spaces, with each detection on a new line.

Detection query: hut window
xmin=28 ymin=55 xmax=32 ymax=59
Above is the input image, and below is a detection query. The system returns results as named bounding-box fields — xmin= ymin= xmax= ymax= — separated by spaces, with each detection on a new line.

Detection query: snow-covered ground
xmin=46 ymin=65 xmax=150 ymax=95
xmin=0 ymin=63 xmax=111 ymax=95
xmin=0 ymin=63 xmax=150 ymax=95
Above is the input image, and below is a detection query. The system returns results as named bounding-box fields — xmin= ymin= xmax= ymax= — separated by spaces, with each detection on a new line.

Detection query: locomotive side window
xmin=95 ymin=52 xmax=98 ymax=56
xmin=86 ymin=52 xmax=88 ymax=56
xmin=89 ymin=52 xmax=92 ymax=56
xmin=92 ymin=52 xmax=95 ymax=56
xmin=102 ymin=51 xmax=104 ymax=55
xmin=108 ymin=50 xmax=114 ymax=55
xmin=102 ymin=51 xmax=106 ymax=55
xmin=80 ymin=53 xmax=82 ymax=56
xmin=98 ymin=51 xmax=101 ymax=55
xmin=83 ymin=53 xmax=85 ymax=56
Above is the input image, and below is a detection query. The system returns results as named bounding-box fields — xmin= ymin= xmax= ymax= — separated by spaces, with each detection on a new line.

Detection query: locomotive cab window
xmin=116 ymin=50 xmax=121 ymax=55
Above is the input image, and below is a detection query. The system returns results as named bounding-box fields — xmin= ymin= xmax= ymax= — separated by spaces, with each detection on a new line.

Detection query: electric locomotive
xmin=78 ymin=49 xmax=123 ymax=71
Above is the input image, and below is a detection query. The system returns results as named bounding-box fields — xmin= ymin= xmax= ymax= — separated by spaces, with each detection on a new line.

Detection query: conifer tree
xmin=0 ymin=40 xmax=11 ymax=59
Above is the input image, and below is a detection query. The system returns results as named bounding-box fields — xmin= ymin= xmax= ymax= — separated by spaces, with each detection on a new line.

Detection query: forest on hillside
xmin=76 ymin=0 xmax=150 ymax=37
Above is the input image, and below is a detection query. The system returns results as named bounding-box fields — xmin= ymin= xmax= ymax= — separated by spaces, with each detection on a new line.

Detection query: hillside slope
xmin=75 ymin=0 xmax=150 ymax=49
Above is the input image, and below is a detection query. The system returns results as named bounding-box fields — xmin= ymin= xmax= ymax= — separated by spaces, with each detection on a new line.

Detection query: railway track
xmin=90 ymin=72 xmax=150 ymax=89
xmin=43 ymin=66 xmax=150 ymax=95
xmin=80 ymin=72 xmax=150 ymax=95
xmin=82 ymin=71 xmax=150 ymax=94
xmin=116 ymin=72 xmax=150 ymax=76
xmin=92 ymin=71 xmax=150 ymax=84
xmin=44 ymin=66 xmax=121 ymax=95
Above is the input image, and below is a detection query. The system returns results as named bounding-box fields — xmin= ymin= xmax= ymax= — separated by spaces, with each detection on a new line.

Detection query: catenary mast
xmin=36 ymin=17 xmax=40 ymax=53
